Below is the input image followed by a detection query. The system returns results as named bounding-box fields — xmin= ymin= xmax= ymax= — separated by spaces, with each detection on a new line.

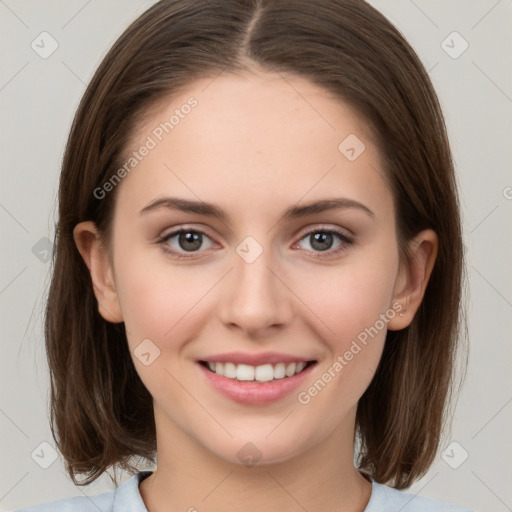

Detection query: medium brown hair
xmin=46 ymin=0 xmax=467 ymax=488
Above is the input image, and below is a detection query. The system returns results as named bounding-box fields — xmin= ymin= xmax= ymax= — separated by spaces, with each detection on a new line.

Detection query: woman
xmin=15 ymin=1 xmax=472 ymax=510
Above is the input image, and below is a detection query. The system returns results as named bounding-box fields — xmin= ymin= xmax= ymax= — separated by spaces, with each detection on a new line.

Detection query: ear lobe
xmin=387 ymin=229 xmax=438 ymax=331
xmin=73 ymin=221 xmax=123 ymax=323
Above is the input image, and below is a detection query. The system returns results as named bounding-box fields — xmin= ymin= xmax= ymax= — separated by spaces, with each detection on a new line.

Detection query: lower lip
xmin=197 ymin=362 xmax=316 ymax=405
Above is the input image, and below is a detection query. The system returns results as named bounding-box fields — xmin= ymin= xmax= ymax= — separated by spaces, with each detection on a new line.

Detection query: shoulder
xmin=365 ymin=481 xmax=475 ymax=512
xmin=10 ymin=471 xmax=152 ymax=512
xmin=10 ymin=491 xmax=115 ymax=512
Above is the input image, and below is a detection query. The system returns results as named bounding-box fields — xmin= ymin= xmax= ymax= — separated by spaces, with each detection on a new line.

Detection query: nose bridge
xmin=219 ymin=233 xmax=291 ymax=333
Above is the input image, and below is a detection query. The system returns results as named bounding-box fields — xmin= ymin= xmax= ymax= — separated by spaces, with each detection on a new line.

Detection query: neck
xmin=139 ymin=408 xmax=372 ymax=512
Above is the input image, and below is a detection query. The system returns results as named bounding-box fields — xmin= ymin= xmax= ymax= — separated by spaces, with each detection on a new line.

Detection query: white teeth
xmin=223 ymin=362 xmax=237 ymax=379
xmin=255 ymin=364 xmax=274 ymax=382
xmin=296 ymin=361 xmax=307 ymax=373
xmin=285 ymin=362 xmax=296 ymax=377
xmin=236 ymin=364 xmax=254 ymax=381
xmin=273 ymin=363 xmax=286 ymax=379
xmin=215 ymin=362 xmax=224 ymax=376
xmin=205 ymin=360 xmax=310 ymax=381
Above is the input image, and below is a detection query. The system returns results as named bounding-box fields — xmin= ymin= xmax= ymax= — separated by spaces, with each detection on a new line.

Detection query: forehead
xmin=116 ymin=70 xmax=392 ymax=223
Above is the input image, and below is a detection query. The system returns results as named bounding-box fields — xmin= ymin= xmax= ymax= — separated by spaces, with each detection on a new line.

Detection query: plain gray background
xmin=1 ymin=1 xmax=511 ymax=511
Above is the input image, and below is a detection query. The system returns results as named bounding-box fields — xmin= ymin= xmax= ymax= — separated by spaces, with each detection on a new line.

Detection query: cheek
xmin=115 ymin=236 xmax=398 ymax=347
xmin=298 ymin=255 xmax=398 ymax=343
xmin=112 ymin=252 xmax=213 ymax=404
xmin=293 ymin=253 xmax=398 ymax=402
xmin=115 ymin=257 xmax=213 ymax=343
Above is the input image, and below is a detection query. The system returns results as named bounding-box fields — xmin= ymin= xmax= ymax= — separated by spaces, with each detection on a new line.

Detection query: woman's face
xmin=85 ymin=70 xmax=420 ymax=466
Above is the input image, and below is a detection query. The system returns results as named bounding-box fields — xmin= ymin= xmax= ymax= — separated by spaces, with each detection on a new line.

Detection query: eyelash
xmin=156 ymin=226 xmax=353 ymax=260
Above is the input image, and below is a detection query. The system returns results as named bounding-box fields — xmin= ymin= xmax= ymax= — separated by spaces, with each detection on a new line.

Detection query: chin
xmin=198 ymin=426 xmax=319 ymax=469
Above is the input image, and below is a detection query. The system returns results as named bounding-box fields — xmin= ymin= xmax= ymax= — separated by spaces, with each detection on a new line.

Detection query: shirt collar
xmin=112 ymin=470 xmax=153 ymax=512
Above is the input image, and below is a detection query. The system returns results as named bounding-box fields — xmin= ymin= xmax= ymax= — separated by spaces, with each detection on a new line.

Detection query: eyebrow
xmin=139 ymin=196 xmax=375 ymax=221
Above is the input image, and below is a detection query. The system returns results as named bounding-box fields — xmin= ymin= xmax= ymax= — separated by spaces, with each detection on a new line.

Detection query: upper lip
xmin=198 ymin=351 xmax=316 ymax=366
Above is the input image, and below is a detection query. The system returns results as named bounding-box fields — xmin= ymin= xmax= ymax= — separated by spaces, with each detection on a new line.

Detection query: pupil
xmin=180 ymin=231 xmax=202 ymax=251
xmin=311 ymin=232 xmax=332 ymax=251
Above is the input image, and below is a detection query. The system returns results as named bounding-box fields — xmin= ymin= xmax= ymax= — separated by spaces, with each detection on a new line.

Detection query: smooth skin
xmin=74 ymin=68 xmax=438 ymax=512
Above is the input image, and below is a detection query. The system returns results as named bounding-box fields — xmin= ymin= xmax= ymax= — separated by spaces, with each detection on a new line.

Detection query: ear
xmin=73 ymin=221 xmax=123 ymax=323
xmin=387 ymin=229 xmax=438 ymax=331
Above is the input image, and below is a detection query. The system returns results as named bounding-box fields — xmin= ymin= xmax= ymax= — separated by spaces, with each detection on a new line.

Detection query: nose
xmin=218 ymin=241 xmax=293 ymax=338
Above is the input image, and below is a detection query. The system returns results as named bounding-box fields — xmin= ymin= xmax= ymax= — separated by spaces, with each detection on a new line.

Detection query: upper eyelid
xmin=160 ymin=225 xmax=217 ymax=243
xmin=300 ymin=225 xmax=352 ymax=238
xmin=160 ymin=223 xmax=351 ymax=237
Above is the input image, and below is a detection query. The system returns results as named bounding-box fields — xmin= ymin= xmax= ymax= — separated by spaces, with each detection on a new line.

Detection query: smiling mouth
xmin=199 ymin=360 xmax=317 ymax=382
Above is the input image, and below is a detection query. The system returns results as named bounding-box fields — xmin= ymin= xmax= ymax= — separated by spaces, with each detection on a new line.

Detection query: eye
xmin=294 ymin=227 xmax=353 ymax=258
xmin=157 ymin=226 xmax=353 ymax=260
xmin=157 ymin=228 xmax=215 ymax=259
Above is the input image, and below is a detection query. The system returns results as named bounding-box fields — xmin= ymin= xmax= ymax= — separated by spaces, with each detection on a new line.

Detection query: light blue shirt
xmin=12 ymin=471 xmax=474 ymax=512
